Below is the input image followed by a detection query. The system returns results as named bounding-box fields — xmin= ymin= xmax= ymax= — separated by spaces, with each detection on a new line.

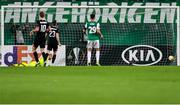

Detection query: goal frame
xmin=1 ymin=5 xmax=180 ymax=66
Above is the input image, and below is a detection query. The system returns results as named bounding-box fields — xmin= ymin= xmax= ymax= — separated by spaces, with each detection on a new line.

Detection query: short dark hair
xmin=39 ymin=11 xmax=45 ymax=18
xmin=90 ymin=14 xmax=95 ymax=19
xmin=52 ymin=20 xmax=57 ymax=26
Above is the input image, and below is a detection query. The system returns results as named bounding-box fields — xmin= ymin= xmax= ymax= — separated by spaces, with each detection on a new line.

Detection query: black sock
xmin=33 ymin=52 xmax=39 ymax=63
xmin=44 ymin=53 xmax=49 ymax=62
xmin=42 ymin=52 xmax=46 ymax=61
xmin=52 ymin=55 xmax=56 ymax=63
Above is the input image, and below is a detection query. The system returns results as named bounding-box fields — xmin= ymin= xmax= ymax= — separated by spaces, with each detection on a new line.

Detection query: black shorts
xmin=33 ymin=39 xmax=46 ymax=48
xmin=33 ymin=33 xmax=46 ymax=48
xmin=47 ymin=43 xmax=58 ymax=52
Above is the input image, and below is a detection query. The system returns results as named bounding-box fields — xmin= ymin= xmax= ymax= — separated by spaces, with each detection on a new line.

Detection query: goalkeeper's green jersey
xmin=85 ymin=21 xmax=100 ymax=40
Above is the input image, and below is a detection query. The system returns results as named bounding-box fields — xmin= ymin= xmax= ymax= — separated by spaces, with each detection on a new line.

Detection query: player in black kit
xmin=30 ymin=11 xmax=49 ymax=66
xmin=44 ymin=20 xmax=61 ymax=66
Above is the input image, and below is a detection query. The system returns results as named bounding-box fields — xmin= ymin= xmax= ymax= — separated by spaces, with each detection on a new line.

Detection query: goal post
xmin=1 ymin=5 xmax=180 ymax=66
xmin=177 ymin=6 xmax=180 ymax=65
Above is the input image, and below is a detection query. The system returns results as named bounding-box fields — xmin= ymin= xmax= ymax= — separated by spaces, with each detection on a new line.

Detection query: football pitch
xmin=0 ymin=66 xmax=180 ymax=104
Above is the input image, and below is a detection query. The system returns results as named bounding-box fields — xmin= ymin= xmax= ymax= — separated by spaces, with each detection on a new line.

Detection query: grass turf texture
xmin=0 ymin=66 xmax=180 ymax=104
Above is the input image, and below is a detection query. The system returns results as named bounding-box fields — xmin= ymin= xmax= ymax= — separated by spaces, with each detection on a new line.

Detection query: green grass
xmin=0 ymin=66 xmax=180 ymax=104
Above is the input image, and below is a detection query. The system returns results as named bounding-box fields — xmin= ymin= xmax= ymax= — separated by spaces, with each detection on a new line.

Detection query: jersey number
xmin=40 ymin=25 xmax=46 ymax=32
xmin=88 ymin=26 xmax=97 ymax=34
xmin=49 ymin=31 xmax=56 ymax=37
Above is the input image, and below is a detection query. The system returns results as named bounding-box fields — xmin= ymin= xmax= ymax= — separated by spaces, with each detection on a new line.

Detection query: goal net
xmin=1 ymin=6 xmax=180 ymax=66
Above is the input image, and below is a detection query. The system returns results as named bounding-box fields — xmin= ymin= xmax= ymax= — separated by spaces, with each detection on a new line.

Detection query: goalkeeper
xmin=83 ymin=14 xmax=103 ymax=66
xmin=13 ymin=57 xmax=44 ymax=67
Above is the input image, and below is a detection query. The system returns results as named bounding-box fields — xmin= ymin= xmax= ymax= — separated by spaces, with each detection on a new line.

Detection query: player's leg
xmin=44 ymin=44 xmax=52 ymax=66
xmin=32 ymin=44 xmax=40 ymax=66
xmin=44 ymin=50 xmax=50 ymax=67
xmin=52 ymin=52 xmax=57 ymax=64
xmin=46 ymin=54 xmax=52 ymax=66
xmin=87 ymin=41 xmax=92 ymax=66
xmin=40 ymin=41 xmax=46 ymax=61
xmin=40 ymin=48 xmax=46 ymax=62
xmin=44 ymin=50 xmax=50 ymax=62
xmin=94 ymin=40 xmax=101 ymax=66
xmin=95 ymin=48 xmax=100 ymax=66
xmin=52 ymin=45 xmax=58 ymax=64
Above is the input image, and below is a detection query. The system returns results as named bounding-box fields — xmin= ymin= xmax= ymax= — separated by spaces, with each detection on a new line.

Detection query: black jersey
xmin=33 ymin=20 xmax=49 ymax=48
xmin=36 ymin=20 xmax=49 ymax=39
xmin=47 ymin=26 xmax=59 ymax=51
xmin=47 ymin=26 xmax=59 ymax=45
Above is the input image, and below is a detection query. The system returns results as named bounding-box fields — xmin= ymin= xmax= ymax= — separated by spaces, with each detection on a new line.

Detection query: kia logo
xmin=122 ymin=45 xmax=162 ymax=66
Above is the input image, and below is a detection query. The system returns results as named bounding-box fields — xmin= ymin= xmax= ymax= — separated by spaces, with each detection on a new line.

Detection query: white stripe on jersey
xmin=40 ymin=21 xmax=47 ymax=24
xmin=51 ymin=28 xmax=57 ymax=30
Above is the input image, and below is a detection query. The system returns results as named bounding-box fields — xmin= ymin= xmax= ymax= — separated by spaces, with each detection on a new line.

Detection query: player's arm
xmin=83 ymin=23 xmax=87 ymax=34
xmin=45 ymin=26 xmax=51 ymax=38
xmin=97 ymin=29 xmax=103 ymax=39
xmin=30 ymin=21 xmax=39 ymax=36
xmin=83 ymin=27 xmax=86 ymax=34
xmin=56 ymin=33 xmax=61 ymax=46
xmin=46 ymin=23 xmax=51 ymax=32
xmin=96 ymin=23 xmax=103 ymax=39
xmin=30 ymin=26 xmax=39 ymax=36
